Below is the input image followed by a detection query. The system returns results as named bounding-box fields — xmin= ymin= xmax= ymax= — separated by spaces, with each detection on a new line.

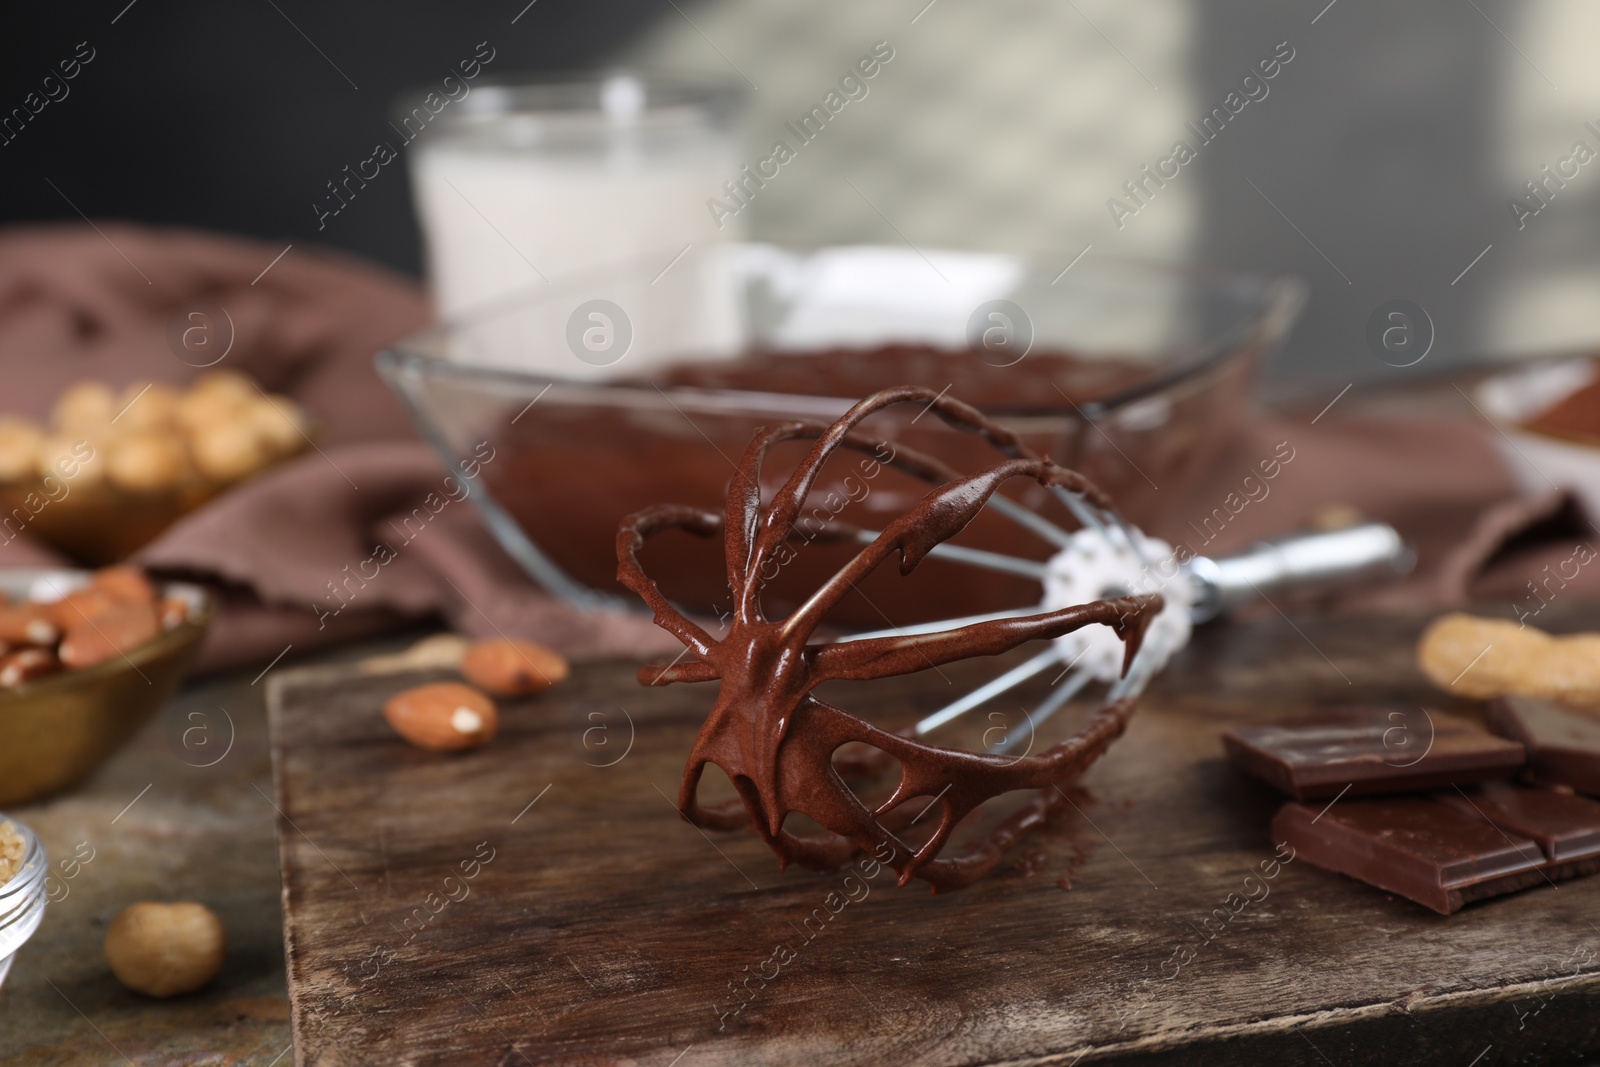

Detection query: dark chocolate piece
xmin=1437 ymin=783 xmax=1600 ymax=863
xmin=1276 ymin=786 xmax=1600 ymax=914
xmin=618 ymin=385 xmax=1162 ymax=892
xmin=1223 ymin=706 xmax=1524 ymax=800
xmin=1487 ymin=694 xmax=1600 ymax=795
xmin=1274 ymin=796 xmax=1544 ymax=914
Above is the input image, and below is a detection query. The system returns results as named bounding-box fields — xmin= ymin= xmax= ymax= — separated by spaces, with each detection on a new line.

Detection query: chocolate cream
xmin=482 ymin=343 xmax=1251 ymax=627
xmin=1524 ymin=359 xmax=1600 ymax=446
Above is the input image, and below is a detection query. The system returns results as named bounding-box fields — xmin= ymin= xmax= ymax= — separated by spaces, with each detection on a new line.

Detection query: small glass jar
xmin=0 ymin=818 xmax=48 ymax=989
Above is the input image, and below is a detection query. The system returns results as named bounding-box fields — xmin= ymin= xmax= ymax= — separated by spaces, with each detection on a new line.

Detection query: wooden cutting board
xmin=266 ymin=609 xmax=1600 ymax=1066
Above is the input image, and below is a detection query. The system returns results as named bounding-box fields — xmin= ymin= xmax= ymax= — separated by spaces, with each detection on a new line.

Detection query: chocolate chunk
xmin=1274 ymin=796 xmax=1544 ymax=914
xmin=1487 ymin=695 xmax=1600 ymax=795
xmin=1223 ymin=706 xmax=1524 ymax=800
xmin=1275 ymin=786 xmax=1600 ymax=914
xmin=1437 ymin=783 xmax=1600 ymax=863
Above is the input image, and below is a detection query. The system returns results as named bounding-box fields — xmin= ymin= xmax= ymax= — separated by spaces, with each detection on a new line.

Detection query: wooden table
xmin=0 ymin=647 xmax=296 ymax=1066
xmin=267 ymin=607 xmax=1600 ymax=1066
xmin=0 ymin=631 xmax=430 ymax=1067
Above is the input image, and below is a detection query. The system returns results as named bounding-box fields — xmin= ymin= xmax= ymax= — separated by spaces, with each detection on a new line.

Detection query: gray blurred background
xmin=4 ymin=0 xmax=1597 ymax=381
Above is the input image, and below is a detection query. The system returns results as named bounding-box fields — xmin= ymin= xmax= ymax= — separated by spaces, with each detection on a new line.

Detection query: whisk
xmin=841 ymin=502 xmax=1411 ymax=757
xmin=619 ymin=385 xmax=1411 ymax=891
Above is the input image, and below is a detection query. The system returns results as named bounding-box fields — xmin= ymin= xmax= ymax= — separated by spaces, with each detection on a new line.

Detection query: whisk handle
xmin=1183 ymin=522 xmax=1414 ymax=623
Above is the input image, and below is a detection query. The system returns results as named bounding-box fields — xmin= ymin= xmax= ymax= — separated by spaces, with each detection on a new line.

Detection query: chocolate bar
xmin=1274 ymin=786 xmax=1600 ymax=914
xmin=1224 ymin=706 xmax=1524 ymax=800
xmin=1438 ymin=781 xmax=1600 ymax=862
xmin=1487 ymin=694 xmax=1600 ymax=795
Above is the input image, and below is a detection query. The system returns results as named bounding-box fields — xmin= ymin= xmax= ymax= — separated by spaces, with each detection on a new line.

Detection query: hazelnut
xmin=104 ymin=901 xmax=226 ymax=998
xmin=383 ymin=682 xmax=498 ymax=752
xmin=114 ymin=381 xmax=181 ymax=433
xmin=58 ymin=602 xmax=161 ymax=669
xmin=107 ymin=430 xmax=190 ymax=493
xmin=36 ymin=434 xmax=102 ymax=486
xmin=51 ymin=381 xmax=115 ymax=433
xmin=190 ymin=369 xmax=257 ymax=403
xmin=461 ymin=638 xmax=569 ymax=697
xmin=185 ymin=369 xmax=255 ymax=407
xmin=247 ymin=395 xmax=308 ymax=457
xmin=0 ymin=417 xmax=43 ymax=482
xmin=175 ymin=371 xmax=255 ymax=436
xmin=190 ymin=421 xmax=269 ymax=482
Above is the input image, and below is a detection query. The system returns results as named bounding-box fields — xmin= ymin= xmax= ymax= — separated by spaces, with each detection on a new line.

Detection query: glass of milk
xmin=407 ymin=73 xmax=744 ymax=377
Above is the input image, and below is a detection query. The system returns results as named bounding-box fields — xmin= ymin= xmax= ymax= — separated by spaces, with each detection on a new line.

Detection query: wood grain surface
xmin=266 ymin=609 xmax=1600 ymax=1066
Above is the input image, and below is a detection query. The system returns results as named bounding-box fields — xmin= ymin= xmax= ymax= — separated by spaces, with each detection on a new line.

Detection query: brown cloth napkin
xmin=1137 ymin=416 xmax=1600 ymax=619
xmin=0 ymin=222 xmax=425 ymax=444
xmin=1 ymin=222 xmax=1596 ymax=672
xmin=134 ymin=414 xmax=1597 ymax=672
xmin=134 ymin=443 xmax=682 ymax=670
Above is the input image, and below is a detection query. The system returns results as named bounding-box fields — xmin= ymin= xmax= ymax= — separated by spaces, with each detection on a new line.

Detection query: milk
xmin=410 ymin=78 xmax=745 ymax=378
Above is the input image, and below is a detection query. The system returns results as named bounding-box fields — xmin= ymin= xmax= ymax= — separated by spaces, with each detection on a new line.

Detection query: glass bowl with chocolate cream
xmin=379 ymin=244 xmax=1303 ymax=629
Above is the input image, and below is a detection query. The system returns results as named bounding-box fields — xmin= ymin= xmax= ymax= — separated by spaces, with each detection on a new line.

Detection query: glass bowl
xmin=0 ymin=817 xmax=47 ymax=989
xmin=378 ymin=244 xmax=1303 ymax=628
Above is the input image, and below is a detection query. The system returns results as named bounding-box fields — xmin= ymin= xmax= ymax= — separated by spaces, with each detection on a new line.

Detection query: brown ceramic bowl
xmin=0 ymin=430 xmax=313 ymax=566
xmin=0 ymin=570 xmax=212 ymax=806
xmin=0 ymin=481 xmax=223 ymax=566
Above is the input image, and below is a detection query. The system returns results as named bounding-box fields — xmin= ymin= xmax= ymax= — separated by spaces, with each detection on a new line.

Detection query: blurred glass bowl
xmin=378 ymin=244 xmax=1303 ymax=628
xmin=1477 ymin=356 xmax=1600 ymax=516
xmin=0 ymin=570 xmax=212 ymax=806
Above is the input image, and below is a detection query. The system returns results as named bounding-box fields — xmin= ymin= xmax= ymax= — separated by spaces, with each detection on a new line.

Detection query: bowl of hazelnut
xmin=0 ymin=566 xmax=212 ymax=806
xmin=0 ymin=371 xmax=312 ymax=564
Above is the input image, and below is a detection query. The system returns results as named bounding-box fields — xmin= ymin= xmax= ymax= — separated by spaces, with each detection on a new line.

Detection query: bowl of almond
xmin=0 ymin=566 xmax=212 ymax=806
xmin=0 ymin=371 xmax=312 ymax=564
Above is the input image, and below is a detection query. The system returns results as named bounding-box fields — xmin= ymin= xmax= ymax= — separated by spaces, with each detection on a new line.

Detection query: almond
xmin=382 ymin=682 xmax=498 ymax=752
xmin=460 ymin=638 xmax=569 ymax=697
xmin=90 ymin=566 xmax=158 ymax=605
xmin=0 ymin=647 xmax=60 ymax=687
xmin=158 ymin=596 xmax=191 ymax=630
xmin=47 ymin=586 xmax=122 ymax=629
xmin=0 ymin=605 xmax=60 ymax=647
xmin=58 ymin=602 xmax=161 ymax=669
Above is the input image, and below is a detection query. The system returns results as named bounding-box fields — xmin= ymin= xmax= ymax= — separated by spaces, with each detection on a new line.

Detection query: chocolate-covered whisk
xmin=618 ymin=385 xmax=1409 ymax=892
